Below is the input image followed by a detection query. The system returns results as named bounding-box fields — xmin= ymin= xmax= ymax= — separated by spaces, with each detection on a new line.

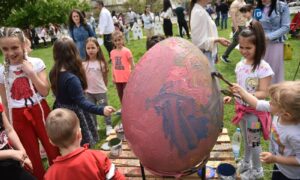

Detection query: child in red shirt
xmin=44 ymin=108 xmax=125 ymax=180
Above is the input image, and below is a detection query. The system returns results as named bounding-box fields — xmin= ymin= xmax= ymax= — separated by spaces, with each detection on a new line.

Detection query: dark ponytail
xmin=239 ymin=20 xmax=266 ymax=71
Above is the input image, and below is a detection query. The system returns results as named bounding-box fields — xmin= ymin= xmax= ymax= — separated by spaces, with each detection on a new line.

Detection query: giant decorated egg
xmin=122 ymin=37 xmax=223 ymax=177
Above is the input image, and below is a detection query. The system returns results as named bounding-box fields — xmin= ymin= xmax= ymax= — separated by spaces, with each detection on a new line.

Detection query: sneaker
xmin=220 ymin=55 xmax=231 ymax=63
xmin=240 ymin=168 xmax=264 ymax=180
xmin=106 ymin=125 xmax=113 ymax=136
xmin=237 ymin=160 xmax=251 ymax=174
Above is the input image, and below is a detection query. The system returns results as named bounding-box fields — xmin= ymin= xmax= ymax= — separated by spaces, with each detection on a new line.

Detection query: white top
xmin=161 ymin=8 xmax=173 ymax=19
xmin=83 ymin=60 xmax=107 ymax=94
xmin=235 ymin=59 xmax=274 ymax=105
xmin=256 ymin=100 xmax=300 ymax=179
xmin=142 ymin=13 xmax=154 ymax=29
xmin=98 ymin=7 xmax=114 ymax=35
xmin=127 ymin=11 xmax=136 ymax=23
xmin=0 ymin=57 xmax=45 ymax=108
xmin=190 ymin=3 xmax=218 ymax=56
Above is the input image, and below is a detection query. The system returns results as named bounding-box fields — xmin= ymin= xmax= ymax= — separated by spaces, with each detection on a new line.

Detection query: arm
xmin=231 ymin=83 xmax=259 ymax=108
xmin=266 ymin=4 xmax=290 ymax=41
xmin=66 ymin=76 xmax=104 ymax=115
xmin=22 ymin=61 xmax=50 ymax=97
xmin=129 ymin=57 xmax=135 ymax=71
xmin=0 ymin=84 xmax=8 ymax=116
xmin=254 ymin=76 xmax=272 ymax=99
xmin=260 ymin=152 xmax=300 ymax=166
xmin=0 ymin=112 xmax=32 ymax=169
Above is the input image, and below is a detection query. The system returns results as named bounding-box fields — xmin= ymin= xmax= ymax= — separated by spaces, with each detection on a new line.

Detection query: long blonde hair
xmin=269 ymin=81 xmax=300 ymax=123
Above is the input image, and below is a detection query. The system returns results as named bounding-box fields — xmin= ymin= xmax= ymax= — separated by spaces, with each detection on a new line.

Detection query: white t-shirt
xmin=98 ymin=7 xmax=114 ymax=35
xmin=235 ymin=59 xmax=274 ymax=105
xmin=0 ymin=57 xmax=45 ymax=108
xmin=256 ymin=100 xmax=300 ymax=179
xmin=83 ymin=60 xmax=107 ymax=94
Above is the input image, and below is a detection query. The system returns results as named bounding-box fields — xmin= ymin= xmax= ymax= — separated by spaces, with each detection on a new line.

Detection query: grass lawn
xmin=1 ymin=21 xmax=299 ymax=179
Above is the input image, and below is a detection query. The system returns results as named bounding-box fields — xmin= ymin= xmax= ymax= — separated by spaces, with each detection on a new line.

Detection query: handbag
xmin=284 ymin=42 xmax=293 ymax=61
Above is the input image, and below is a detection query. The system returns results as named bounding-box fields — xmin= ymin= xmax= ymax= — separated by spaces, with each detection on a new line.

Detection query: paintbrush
xmin=211 ymin=72 xmax=233 ymax=87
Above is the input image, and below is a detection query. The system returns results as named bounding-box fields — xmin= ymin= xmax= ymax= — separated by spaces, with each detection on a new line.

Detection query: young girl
xmin=0 ymin=27 xmax=59 ymax=180
xmin=0 ymin=104 xmax=35 ymax=180
xmin=83 ymin=37 xmax=113 ymax=136
xmin=110 ymin=31 xmax=135 ymax=109
xmin=224 ymin=21 xmax=274 ymax=179
xmin=230 ymin=81 xmax=300 ymax=180
xmin=49 ymin=37 xmax=115 ymax=147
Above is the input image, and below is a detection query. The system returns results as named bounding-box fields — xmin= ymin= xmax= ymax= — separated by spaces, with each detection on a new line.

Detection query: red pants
xmin=115 ymin=82 xmax=127 ymax=103
xmin=12 ymin=100 xmax=60 ymax=180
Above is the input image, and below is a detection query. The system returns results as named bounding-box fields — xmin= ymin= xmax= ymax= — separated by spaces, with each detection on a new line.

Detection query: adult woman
xmin=68 ymin=9 xmax=95 ymax=59
xmin=190 ymin=0 xmax=230 ymax=70
xmin=161 ymin=0 xmax=173 ymax=37
xmin=142 ymin=6 xmax=154 ymax=38
xmin=256 ymin=0 xmax=290 ymax=84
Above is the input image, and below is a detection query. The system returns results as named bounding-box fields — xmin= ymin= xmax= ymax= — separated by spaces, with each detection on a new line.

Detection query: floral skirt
xmin=54 ymin=102 xmax=99 ymax=146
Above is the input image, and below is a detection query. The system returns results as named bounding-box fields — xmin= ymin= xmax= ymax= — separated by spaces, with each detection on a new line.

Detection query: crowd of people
xmin=0 ymin=0 xmax=299 ymax=179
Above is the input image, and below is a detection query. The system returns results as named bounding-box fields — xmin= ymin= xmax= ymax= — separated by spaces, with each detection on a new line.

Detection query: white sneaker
xmin=106 ymin=125 xmax=113 ymax=136
xmin=240 ymin=168 xmax=263 ymax=180
xmin=237 ymin=160 xmax=251 ymax=174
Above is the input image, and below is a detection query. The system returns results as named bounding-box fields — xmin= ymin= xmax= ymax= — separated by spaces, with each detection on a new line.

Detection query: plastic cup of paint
xmin=108 ymin=137 xmax=122 ymax=157
xmin=216 ymin=163 xmax=236 ymax=180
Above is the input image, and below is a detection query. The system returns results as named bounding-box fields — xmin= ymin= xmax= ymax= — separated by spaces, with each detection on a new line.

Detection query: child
xmin=110 ymin=31 xmax=135 ymax=112
xmin=0 ymin=104 xmax=35 ymax=180
xmin=83 ymin=37 xmax=113 ymax=135
xmin=223 ymin=21 xmax=274 ymax=179
xmin=239 ymin=4 xmax=254 ymax=27
xmin=146 ymin=35 xmax=166 ymax=50
xmin=49 ymin=37 xmax=115 ymax=147
xmin=230 ymin=81 xmax=300 ymax=180
xmin=0 ymin=27 xmax=59 ymax=180
xmin=44 ymin=108 xmax=125 ymax=180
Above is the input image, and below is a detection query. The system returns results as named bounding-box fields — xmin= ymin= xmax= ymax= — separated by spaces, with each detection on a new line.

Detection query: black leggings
xmin=272 ymin=164 xmax=298 ymax=180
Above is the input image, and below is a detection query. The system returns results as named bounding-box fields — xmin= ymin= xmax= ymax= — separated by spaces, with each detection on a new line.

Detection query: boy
xmin=44 ymin=108 xmax=125 ymax=180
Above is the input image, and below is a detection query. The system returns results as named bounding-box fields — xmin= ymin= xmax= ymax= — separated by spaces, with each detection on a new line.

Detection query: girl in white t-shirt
xmin=0 ymin=27 xmax=59 ymax=180
xmin=84 ymin=37 xmax=112 ymax=136
xmin=224 ymin=20 xmax=274 ymax=179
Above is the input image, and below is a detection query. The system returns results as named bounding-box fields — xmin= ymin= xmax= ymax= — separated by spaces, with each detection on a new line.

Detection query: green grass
xmin=1 ymin=22 xmax=299 ymax=178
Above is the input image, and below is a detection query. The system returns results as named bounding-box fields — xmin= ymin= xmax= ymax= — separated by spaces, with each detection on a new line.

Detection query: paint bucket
xmin=216 ymin=163 xmax=236 ymax=180
xmin=108 ymin=138 xmax=122 ymax=157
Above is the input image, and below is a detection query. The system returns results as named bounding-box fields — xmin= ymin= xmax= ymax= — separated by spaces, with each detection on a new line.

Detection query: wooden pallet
xmin=102 ymin=128 xmax=235 ymax=179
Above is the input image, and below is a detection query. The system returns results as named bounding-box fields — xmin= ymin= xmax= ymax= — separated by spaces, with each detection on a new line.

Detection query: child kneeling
xmin=44 ymin=108 xmax=125 ymax=180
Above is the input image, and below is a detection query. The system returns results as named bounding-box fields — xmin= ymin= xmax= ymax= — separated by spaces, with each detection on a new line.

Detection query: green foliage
xmin=4 ymin=0 xmax=90 ymax=28
xmin=123 ymin=0 xmax=145 ymax=13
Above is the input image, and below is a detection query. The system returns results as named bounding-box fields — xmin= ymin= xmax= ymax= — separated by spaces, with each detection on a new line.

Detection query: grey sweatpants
xmin=85 ymin=92 xmax=112 ymax=127
xmin=239 ymin=113 xmax=262 ymax=171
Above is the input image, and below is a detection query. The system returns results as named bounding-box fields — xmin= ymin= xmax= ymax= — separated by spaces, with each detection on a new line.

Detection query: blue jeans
xmin=221 ymin=13 xmax=228 ymax=29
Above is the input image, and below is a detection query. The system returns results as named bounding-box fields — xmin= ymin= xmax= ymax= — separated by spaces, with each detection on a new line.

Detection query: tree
xmin=4 ymin=0 xmax=90 ymax=28
xmin=0 ymin=0 xmax=37 ymax=25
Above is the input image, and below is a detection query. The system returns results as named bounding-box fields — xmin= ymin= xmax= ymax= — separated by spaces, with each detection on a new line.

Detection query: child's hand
xmin=23 ymin=156 xmax=33 ymax=170
xmin=260 ymin=152 xmax=275 ymax=164
xmin=21 ymin=61 xmax=35 ymax=77
xmin=223 ymin=96 xmax=232 ymax=104
xmin=104 ymin=106 xmax=116 ymax=116
xmin=230 ymin=83 xmax=244 ymax=94
xmin=12 ymin=150 xmax=27 ymax=161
